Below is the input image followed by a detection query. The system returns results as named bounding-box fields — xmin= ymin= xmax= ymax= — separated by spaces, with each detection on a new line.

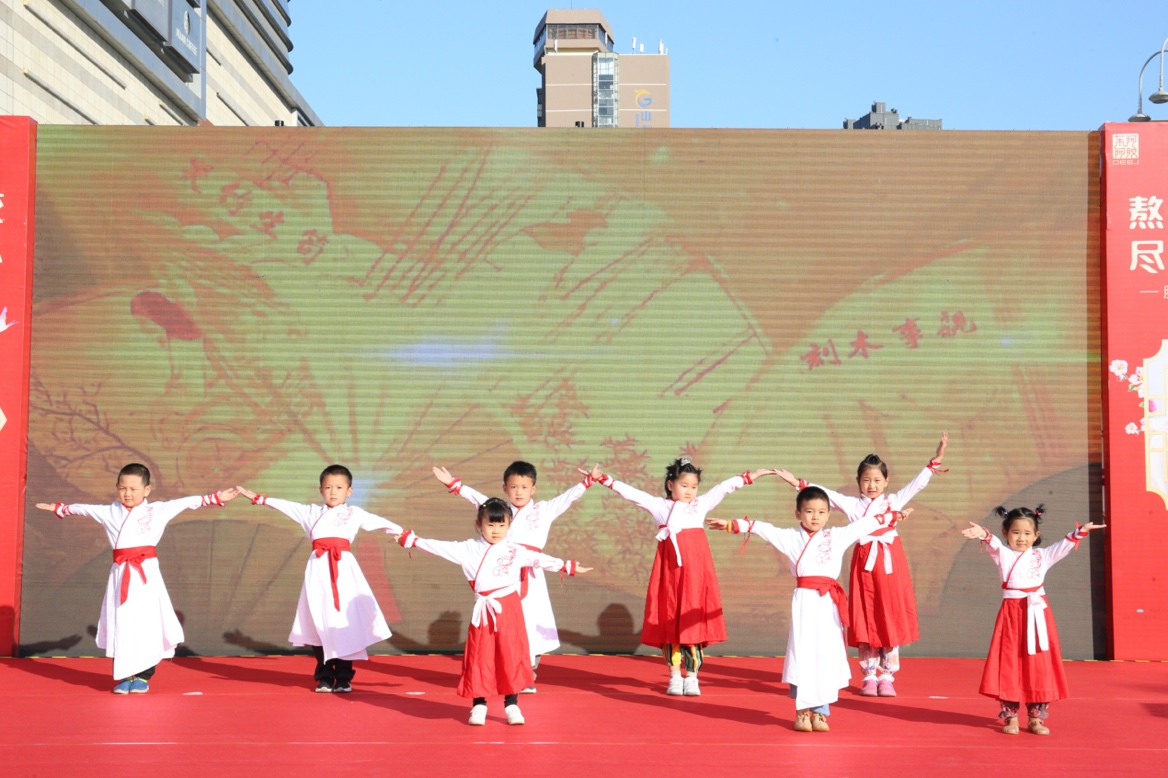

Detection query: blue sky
xmin=288 ymin=1 xmax=1166 ymax=130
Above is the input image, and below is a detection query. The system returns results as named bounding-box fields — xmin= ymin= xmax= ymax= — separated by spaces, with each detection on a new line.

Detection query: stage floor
xmin=0 ymin=655 xmax=1165 ymax=776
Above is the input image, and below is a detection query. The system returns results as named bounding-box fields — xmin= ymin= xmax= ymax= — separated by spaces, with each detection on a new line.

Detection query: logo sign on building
xmin=129 ymin=0 xmax=171 ymax=42
xmin=1101 ymin=122 xmax=1168 ymax=659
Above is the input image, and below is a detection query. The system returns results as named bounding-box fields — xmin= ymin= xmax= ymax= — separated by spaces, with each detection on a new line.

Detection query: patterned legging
xmin=999 ymin=700 xmax=1049 ymax=719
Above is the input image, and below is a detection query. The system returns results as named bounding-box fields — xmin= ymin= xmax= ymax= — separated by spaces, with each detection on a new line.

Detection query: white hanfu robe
xmin=255 ymin=497 xmax=401 ymax=662
xmin=729 ymin=512 xmax=891 ymax=710
xmin=447 ymin=477 xmax=587 ymax=659
xmin=54 ymin=493 xmax=226 ymax=679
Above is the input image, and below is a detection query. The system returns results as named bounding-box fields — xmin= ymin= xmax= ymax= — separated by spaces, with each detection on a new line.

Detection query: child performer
xmin=432 ymin=461 xmax=592 ymax=692
xmin=581 ymin=460 xmax=778 ymax=696
xmin=776 ymin=432 xmax=948 ymax=697
xmin=35 ymin=463 xmax=238 ymax=693
xmin=396 ymin=497 xmax=590 ymax=726
xmin=708 ymin=486 xmax=906 ymax=732
xmin=962 ymin=506 xmax=1104 ymax=735
xmin=236 ymin=465 xmax=401 ymax=693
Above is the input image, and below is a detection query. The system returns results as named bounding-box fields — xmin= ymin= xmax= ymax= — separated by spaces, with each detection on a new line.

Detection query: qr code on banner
xmin=1113 ymin=133 xmax=1139 ymax=165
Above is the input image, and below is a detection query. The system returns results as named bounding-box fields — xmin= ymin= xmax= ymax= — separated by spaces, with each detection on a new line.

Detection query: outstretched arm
xmin=235 ymin=486 xmax=316 ymax=528
xmin=579 ymin=465 xmax=665 ymax=516
xmin=433 ymin=466 xmax=489 ymax=507
xmin=395 ymin=531 xmax=471 ymax=566
xmin=1043 ymin=522 xmax=1106 ymax=566
xmin=700 ymin=469 xmax=779 ymax=511
xmin=961 ymin=521 xmax=1003 ymax=562
xmin=36 ymin=502 xmax=108 ymax=522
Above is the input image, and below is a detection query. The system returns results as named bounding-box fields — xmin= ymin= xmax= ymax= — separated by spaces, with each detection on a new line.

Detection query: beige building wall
xmin=541 ymin=52 xmax=593 ymax=128
xmin=0 ymin=0 xmax=317 ymax=126
xmin=619 ymin=54 xmax=668 ymax=128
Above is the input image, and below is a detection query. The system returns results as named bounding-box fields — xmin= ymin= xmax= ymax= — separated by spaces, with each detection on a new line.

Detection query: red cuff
xmin=251 ymin=494 xmax=268 ymax=506
xmin=928 ymin=458 xmax=949 ymax=473
xmin=582 ymin=473 xmax=608 ymax=488
xmin=797 ymin=479 xmax=809 ymax=490
xmin=741 ymin=471 xmax=754 ymax=485
xmin=202 ymin=492 xmax=225 ymax=507
xmin=398 ymin=529 xmax=416 ymax=548
xmin=447 ymin=479 xmax=462 ymax=495
xmin=54 ymin=502 xmax=68 ymax=519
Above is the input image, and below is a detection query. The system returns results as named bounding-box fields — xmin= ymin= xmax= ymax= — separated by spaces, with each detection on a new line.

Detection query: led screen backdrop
xmin=20 ymin=127 xmax=1101 ymax=659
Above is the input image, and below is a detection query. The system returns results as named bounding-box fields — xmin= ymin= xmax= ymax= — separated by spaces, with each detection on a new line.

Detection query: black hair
xmin=796 ymin=485 xmax=831 ymax=511
xmin=503 ymin=461 xmax=538 ymax=484
xmin=856 ymin=454 xmax=888 ymax=480
xmin=319 ymin=464 xmax=354 ymax=486
xmin=476 ymin=497 xmax=512 ymax=525
xmin=994 ymin=504 xmax=1045 ymax=546
xmin=663 ymin=458 xmax=702 ymax=498
xmin=118 ymin=463 xmax=152 ymax=486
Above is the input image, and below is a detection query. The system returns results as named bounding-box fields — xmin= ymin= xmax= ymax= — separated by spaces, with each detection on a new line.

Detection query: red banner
xmin=1101 ymin=123 xmax=1168 ymax=659
xmin=0 ymin=116 xmax=36 ymax=656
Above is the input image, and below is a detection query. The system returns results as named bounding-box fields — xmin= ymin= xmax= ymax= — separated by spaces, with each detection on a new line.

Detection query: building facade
xmin=533 ymin=9 xmax=668 ymax=129
xmin=0 ymin=0 xmax=319 ymax=126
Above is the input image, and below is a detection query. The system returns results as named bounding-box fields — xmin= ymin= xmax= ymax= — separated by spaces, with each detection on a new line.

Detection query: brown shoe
xmin=1027 ymin=718 xmax=1050 ymax=735
xmin=811 ymin=712 xmax=830 ymax=732
xmin=1002 ymin=716 xmax=1020 ymax=735
xmin=793 ymin=709 xmax=812 ymax=732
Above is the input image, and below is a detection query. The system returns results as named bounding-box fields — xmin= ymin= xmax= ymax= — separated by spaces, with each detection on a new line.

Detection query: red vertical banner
xmin=0 ymin=117 xmax=36 ymax=656
xmin=1101 ymin=123 xmax=1168 ymax=659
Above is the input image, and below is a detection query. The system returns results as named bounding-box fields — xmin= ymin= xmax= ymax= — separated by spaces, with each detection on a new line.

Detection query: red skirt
xmin=847 ymin=536 xmax=920 ymax=648
xmin=641 ymin=528 xmax=728 ymax=648
xmin=457 ymin=592 xmax=534 ymax=699
xmin=978 ymin=596 xmax=1069 ymax=704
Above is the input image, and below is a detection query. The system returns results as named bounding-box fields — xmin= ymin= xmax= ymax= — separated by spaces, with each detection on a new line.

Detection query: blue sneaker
xmin=129 ymin=677 xmax=150 ymax=694
xmin=112 ymin=679 xmax=132 ymax=694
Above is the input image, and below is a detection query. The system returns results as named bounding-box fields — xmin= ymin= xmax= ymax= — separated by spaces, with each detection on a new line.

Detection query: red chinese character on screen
xmin=892 ymin=318 xmax=923 ymax=349
xmin=938 ymin=311 xmax=977 ymax=337
xmin=801 ymin=339 xmax=841 ymax=371
xmin=297 ymin=229 xmax=329 ymax=264
xmin=848 ymin=330 xmax=883 ymax=359
xmin=251 ymin=210 xmax=285 ymax=239
xmin=218 ymin=182 xmax=252 ymax=215
xmin=180 ymin=159 xmax=214 ymax=193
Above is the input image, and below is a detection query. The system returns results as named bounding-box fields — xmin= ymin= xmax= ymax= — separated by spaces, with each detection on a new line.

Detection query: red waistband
xmin=1002 ymin=583 xmax=1043 ymax=592
xmin=796 ymin=576 xmax=850 ymax=629
xmin=112 ymin=546 xmax=157 ymax=605
xmin=312 ymin=538 xmax=351 ymax=611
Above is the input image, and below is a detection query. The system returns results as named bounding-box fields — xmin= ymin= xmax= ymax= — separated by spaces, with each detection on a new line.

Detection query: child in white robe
xmin=397 ymin=497 xmax=591 ymax=726
xmin=36 ymin=463 xmax=239 ymax=693
xmin=237 ymin=464 xmax=401 ymax=693
xmin=709 ymin=485 xmax=902 ymax=732
xmin=433 ymin=460 xmax=593 ymax=692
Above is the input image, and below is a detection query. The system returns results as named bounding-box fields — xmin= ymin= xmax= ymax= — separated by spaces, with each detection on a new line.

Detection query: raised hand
xmin=775 ymin=469 xmax=800 ymax=488
xmin=432 ymin=466 xmax=455 ymax=487
xmin=1081 ymin=522 xmax=1106 ymax=532
xmin=577 ymin=463 xmax=604 ymax=482
xmin=749 ymin=468 xmax=780 ymax=480
xmin=34 ymin=503 xmax=57 ymax=512
xmin=961 ymin=521 xmax=989 ymax=540
xmin=235 ymin=486 xmax=258 ymax=501
xmin=935 ymin=432 xmax=949 ymax=463
xmin=218 ymin=487 xmax=241 ymax=502
xmin=706 ymin=518 xmax=730 ymax=531
xmin=575 ymin=567 xmax=594 ymax=574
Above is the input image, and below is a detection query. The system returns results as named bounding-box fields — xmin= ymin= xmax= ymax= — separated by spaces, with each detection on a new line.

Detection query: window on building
xmin=593 ymin=54 xmax=618 ymax=128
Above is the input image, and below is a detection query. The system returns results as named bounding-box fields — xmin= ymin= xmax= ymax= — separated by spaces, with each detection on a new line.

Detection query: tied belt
xmin=1003 ymin=584 xmax=1048 ymax=654
xmin=858 ymin=529 xmax=899 ymax=574
xmin=312 ymin=538 xmax=351 ymax=611
xmin=518 ymin=543 xmax=542 ymax=600
xmin=796 ymin=576 xmax=850 ymax=628
xmin=112 ymin=546 xmax=157 ymax=605
xmin=468 ymin=583 xmax=518 ymax=632
xmin=655 ymin=526 xmax=686 ymax=567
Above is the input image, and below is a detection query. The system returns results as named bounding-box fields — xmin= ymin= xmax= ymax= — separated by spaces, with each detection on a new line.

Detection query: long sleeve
xmin=1041 ymin=525 xmax=1091 ymax=568
xmin=833 ymin=512 xmax=890 ymax=548
xmin=53 ymin=502 xmax=111 ymax=523
xmin=252 ymin=496 xmax=316 ymax=533
xmin=807 ymin=484 xmax=863 ymax=519
xmin=445 ymin=477 xmax=489 ymax=508
xmin=697 ymin=475 xmax=749 ymax=512
xmin=540 ymin=482 xmax=588 ymax=524
xmin=979 ymin=531 xmax=1004 ymax=565
xmin=398 ymin=532 xmax=472 ymax=567
xmin=603 ymin=478 xmax=667 ymax=517
xmin=357 ymin=507 xmax=402 ymax=535
xmin=520 ymin=547 xmax=580 ymax=575
xmin=729 ymin=518 xmax=800 ymax=560
xmin=888 ymin=465 xmax=936 ymax=509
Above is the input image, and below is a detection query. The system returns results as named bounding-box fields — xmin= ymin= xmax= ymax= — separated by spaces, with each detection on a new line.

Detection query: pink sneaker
xmin=860 ymin=678 xmax=879 ymax=697
xmin=877 ymin=679 xmax=896 ymax=697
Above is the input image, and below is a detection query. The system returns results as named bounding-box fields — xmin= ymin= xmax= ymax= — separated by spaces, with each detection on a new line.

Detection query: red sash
xmin=796 ymin=575 xmax=850 ymax=628
xmin=312 ymin=538 xmax=351 ymax=611
xmin=112 ymin=546 xmax=157 ymax=605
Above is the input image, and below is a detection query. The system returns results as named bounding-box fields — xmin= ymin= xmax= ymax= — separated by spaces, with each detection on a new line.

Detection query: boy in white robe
xmin=432 ymin=461 xmax=592 ymax=692
xmin=708 ymin=485 xmax=902 ymax=732
xmin=36 ymin=463 xmax=239 ymax=693
xmin=237 ymin=464 xmax=401 ymax=692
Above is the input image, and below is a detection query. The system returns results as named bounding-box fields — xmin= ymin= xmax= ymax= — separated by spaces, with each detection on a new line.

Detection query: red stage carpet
xmin=0 ymin=655 xmax=1164 ymax=776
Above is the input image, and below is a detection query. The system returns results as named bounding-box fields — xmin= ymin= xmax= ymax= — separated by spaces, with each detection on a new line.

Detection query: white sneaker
xmin=468 ymin=704 xmax=488 ymax=726
xmin=666 ymin=675 xmax=684 ymax=696
xmin=504 ymin=704 xmax=526 ymax=725
xmin=683 ymin=675 xmax=701 ymax=696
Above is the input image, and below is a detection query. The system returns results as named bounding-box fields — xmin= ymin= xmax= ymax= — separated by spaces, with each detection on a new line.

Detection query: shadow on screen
xmin=558 ymin=603 xmax=641 ymax=654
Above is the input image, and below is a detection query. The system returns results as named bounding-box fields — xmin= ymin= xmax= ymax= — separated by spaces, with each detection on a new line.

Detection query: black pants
xmin=311 ymin=645 xmax=355 ymax=684
xmin=118 ymin=664 xmax=156 ymax=683
xmin=472 ymin=694 xmax=518 ymax=708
